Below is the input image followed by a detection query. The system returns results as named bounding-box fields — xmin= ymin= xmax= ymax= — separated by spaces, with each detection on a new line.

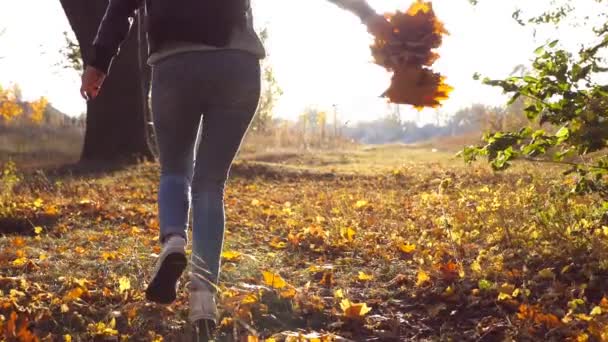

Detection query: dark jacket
xmin=90 ymin=0 xmax=142 ymax=74
xmin=89 ymin=0 xmax=249 ymax=74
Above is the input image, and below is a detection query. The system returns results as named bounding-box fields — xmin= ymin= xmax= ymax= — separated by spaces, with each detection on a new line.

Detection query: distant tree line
xmin=343 ymin=99 xmax=530 ymax=145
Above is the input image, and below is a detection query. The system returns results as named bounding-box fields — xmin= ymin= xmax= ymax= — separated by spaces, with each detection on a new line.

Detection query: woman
xmin=81 ymin=0 xmax=393 ymax=337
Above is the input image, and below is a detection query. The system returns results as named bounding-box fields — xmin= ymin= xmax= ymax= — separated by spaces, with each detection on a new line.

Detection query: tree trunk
xmin=59 ymin=0 xmax=154 ymax=163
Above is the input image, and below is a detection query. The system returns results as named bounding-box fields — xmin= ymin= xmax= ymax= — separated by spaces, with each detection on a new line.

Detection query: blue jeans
xmin=151 ymin=50 xmax=260 ymax=289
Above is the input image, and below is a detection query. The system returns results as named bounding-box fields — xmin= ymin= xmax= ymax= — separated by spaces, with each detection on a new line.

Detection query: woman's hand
xmin=80 ymin=66 xmax=107 ymax=101
xmin=366 ymin=14 xmax=394 ymax=40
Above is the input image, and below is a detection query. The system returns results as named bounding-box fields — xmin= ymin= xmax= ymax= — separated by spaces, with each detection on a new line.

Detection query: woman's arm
xmin=81 ymin=0 xmax=141 ymax=100
xmin=326 ymin=0 xmax=393 ymax=39
xmin=89 ymin=0 xmax=141 ymax=74
xmin=327 ymin=0 xmax=376 ymax=21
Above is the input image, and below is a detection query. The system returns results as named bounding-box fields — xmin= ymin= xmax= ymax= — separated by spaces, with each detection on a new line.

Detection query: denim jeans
xmin=151 ymin=50 xmax=260 ymax=290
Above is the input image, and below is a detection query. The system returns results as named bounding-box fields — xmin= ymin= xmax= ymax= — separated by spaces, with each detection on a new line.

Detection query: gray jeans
xmin=151 ymin=50 xmax=260 ymax=288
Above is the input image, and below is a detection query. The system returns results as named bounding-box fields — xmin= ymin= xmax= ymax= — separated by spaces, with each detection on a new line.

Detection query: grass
xmin=0 ymin=124 xmax=83 ymax=169
xmin=238 ymin=144 xmax=460 ymax=175
xmin=1 ymin=145 xmax=608 ymax=341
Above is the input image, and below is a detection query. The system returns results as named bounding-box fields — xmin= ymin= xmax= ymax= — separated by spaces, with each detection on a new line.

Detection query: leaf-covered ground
xmin=2 ymin=146 xmax=608 ymax=341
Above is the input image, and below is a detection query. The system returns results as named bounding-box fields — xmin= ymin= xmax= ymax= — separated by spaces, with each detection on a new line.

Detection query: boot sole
xmin=145 ymin=252 xmax=187 ymax=304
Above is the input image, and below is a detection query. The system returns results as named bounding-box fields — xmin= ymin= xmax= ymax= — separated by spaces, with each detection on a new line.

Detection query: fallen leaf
xmin=358 ymin=271 xmax=374 ymax=281
xmin=64 ymin=287 xmax=84 ymax=302
xmin=399 ymin=243 xmax=416 ymax=254
xmin=355 ymin=200 xmax=368 ymax=208
xmin=262 ymin=271 xmax=287 ymax=289
xmin=119 ymin=277 xmax=131 ymax=293
xmin=340 ymin=299 xmax=372 ymax=319
xmin=280 ymin=287 xmax=297 ymax=299
xmin=221 ymin=250 xmax=242 ymax=261
xmin=416 ymin=269 xmax=430 ymax=286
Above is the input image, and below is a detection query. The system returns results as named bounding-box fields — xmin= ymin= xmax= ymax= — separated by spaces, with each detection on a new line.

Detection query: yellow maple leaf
xmin=340 ymin=299 xmax=372 ymax=319
xmin=334 ymin=289 xmax=344 ymax=299
xmin=221 ymin=250 xmax=242 ymax=261
xmin=497 ymin=293 xmax=512 ymax=301
xmin=280 ymin=287 xmax=297 ymax=299
xmin=406 ymin=0 xmax=432 ymax=15
xmin=341 ymin=227 xmax=356 ymax=242
xmin=399 ymin=243 xmax=416 ymax=254
xmin=119 ymin=277 xmax=131 ymax=293
xmin=269 ymin=238 xmax=287 ymax=249
xmin=358 ymin=271 xmax=374 ymax=281
xmin=470 ymin=260 xmax=482 ymax=274
xmin=416 ymin=269 xmax=430 ymax=286
xmin=101 ymin=251 xmax=117 ymax=261
xmin=34 ymin=226 xmax=43 ymax=235
xmin=73 ymin=278 xmax=89 ymax=288
xmin=354 ymin=200 xmax=368 ymax=208
xmin=64 ymin=287 xmax=84 ymax=301
xmin=12 ymin=257 xmax=28 ymax=267
xmin=33 ymin=198 xmax=44 ymax=208
xmin=241 ymin=293 xmax=258 ymax=305
xmin=262 ymin=271 xmax=287 ymax=289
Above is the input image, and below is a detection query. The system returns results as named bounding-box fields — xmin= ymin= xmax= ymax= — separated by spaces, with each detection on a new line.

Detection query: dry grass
xmin=0 ymin=124 xmax=83 ymax=168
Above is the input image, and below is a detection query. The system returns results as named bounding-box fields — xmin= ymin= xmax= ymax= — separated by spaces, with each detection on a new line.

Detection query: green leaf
xmin=507 ymin=93 xmax=521 ymax=105
xmin=555 ymin=126 xmax=570 ymax=143
xmin=478 ymin=279 xmax=493 ymax=291
xmin=534 ymin=45 xmax=545 ymax=55
xmin=524 ymin=104 xmax=541 ymax=119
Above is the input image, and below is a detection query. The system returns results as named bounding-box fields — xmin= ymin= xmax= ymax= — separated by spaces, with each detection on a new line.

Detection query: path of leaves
xmin=2 ymin=160 xmax=608 ymax=341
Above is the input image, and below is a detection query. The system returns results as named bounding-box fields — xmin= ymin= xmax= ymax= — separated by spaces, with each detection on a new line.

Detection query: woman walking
xmin=80 ymin=0 xmax=393 ymax=338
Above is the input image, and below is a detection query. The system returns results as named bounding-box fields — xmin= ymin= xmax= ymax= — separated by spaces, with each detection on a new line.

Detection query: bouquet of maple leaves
xmin=371 ymin=1 xmax=452 ymax=109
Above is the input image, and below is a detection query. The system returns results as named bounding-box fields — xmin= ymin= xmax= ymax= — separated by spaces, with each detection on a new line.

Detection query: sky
xmin=0 ymin=0 xmax=605 ymax=125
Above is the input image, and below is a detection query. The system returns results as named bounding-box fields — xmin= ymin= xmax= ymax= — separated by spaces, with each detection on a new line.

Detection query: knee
xmin=160 ymin=173 xmax=192 ymax=187
xmin=191 ymin=176 xmax=226 ymax=195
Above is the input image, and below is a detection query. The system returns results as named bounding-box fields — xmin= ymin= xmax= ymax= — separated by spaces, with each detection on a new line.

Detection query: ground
xmin=2 ymin=145 xmax=608 ymax=341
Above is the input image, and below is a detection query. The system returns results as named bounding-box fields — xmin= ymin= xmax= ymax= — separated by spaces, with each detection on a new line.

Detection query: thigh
xmin=194 ymin=55 xmax=261 ymax=184
xmin=151 ymin=62 xmax=203 ymax=177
